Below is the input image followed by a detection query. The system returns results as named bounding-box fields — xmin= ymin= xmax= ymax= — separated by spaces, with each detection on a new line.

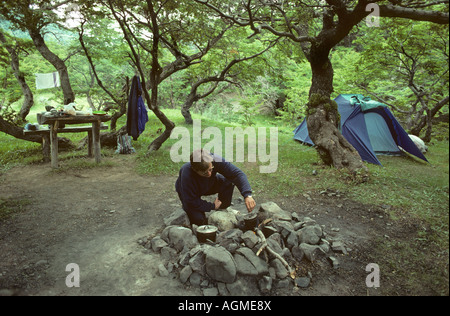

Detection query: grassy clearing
xmin=2 ymin=109 xmax=448 ymax=237
xmin=1 ymin=108 xmax=448 ymax=294
xmin=136 ymin=111 xmax=449 ymax=295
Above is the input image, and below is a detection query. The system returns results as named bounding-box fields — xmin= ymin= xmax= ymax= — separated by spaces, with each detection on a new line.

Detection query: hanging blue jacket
xmin=127 ymin=75 xmax=148 ymax=140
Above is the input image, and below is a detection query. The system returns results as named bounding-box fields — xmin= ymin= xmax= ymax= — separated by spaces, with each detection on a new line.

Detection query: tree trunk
xmin=181 ymin=92 xmax=198 ymax=125
xmin=410 ymin=96 xmax=449 ymax=139
xmin=423 ymin=109 xmax=433 ymax=143
xmin=29 ymin=29 xmax=75 ymax=105
xmin=12 ymin=58 xmax=34 ymax=121
xmin=0 ymin=31 xmax=33 ymax=121
xmin=0 ymin=115 xmax=73 ymax=148
xmin=109 ymin=100 xmax=127 ymax=132
xmin=147 ymin=110 xmax=175 ymax=152
xmin=78 ymin=126 xmax=127 ymax=150
xmin=181 ymin=104 xmax=193 ymax=125
xmin=306 ymin=50 xmax=368 ymax=176
xmin=144 ymin=0 xmax=175 ymax=153
xmin=0 ymin=115 xmax=40 ymax=143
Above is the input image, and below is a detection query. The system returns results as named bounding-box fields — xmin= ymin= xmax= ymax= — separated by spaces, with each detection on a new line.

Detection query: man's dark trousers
xmin=181 ymin=174 xmax=235 ymax=226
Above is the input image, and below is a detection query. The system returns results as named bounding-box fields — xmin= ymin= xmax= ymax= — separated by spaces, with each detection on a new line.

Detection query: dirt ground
xmin=0 ymin=155 xmax=416 ymax=296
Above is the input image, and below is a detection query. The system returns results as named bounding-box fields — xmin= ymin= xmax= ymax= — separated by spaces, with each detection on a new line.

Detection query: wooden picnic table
xmin=26 ymin=113 xmax=111 ymax=168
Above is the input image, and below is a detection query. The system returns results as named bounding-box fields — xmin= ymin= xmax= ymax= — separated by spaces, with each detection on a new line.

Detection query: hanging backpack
xmin=116 ymin=133 xmax=136 ymax=154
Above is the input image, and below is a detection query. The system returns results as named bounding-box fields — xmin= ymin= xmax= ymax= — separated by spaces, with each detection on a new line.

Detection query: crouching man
xmin=175 ymin=149 xmax=256 ymax=226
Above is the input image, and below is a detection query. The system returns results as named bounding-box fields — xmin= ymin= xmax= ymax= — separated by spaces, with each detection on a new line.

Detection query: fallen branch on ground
xmin=255 ymin=228 xmax=295 ymax=279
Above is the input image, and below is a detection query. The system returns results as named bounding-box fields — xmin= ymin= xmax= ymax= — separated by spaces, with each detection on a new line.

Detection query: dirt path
xmin=0 ymin=156 xmax=202 ymax=296
xmin=0 ymin=156 xmax=405 ymax=296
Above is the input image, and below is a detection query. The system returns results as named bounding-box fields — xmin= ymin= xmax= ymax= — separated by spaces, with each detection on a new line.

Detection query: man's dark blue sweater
xmin=175 ymin=154 xmax=252 ymax=225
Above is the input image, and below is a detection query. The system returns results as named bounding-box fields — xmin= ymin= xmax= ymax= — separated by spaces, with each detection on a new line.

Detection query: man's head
xmin=190 ymin=149 xmax=214 ymax=177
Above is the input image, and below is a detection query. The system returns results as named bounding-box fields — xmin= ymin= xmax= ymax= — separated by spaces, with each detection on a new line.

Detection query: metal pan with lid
xmin=243 ymin=212 xmax=258 ymax=231
xmin=196 ymin=225 xmax=218 ymax=243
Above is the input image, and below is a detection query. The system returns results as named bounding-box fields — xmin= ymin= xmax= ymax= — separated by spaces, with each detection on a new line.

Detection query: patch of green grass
xmin=0 ymin=134 xmax=43 ymax=171
xmin=134 ymin=113 xmax=449 ymax=234
xmin=0 ymin=197 xmax=31 ymax=221
xmin=0 ymin=118 xmax=119 ymax=172
xmin=134 ymin=112 xmax=448 ymax=294
xmin=1 ymin=109 xmax=448 ymax=294
xmin=374 ymin=235 xmax=449 ymax=295
xmin=51 ymin=156 xmax=117 ymax=173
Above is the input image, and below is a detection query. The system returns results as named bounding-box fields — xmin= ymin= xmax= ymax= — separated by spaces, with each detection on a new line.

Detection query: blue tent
xmin=293 ymin=94 xmax=428 ymax=165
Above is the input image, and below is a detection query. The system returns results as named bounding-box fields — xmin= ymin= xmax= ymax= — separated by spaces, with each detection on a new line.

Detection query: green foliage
xmin=237 ymin=95 xmax=259 ymax=126
xmin=350 ymin=21 xmax=449 ymax=122
xmin=0 ymin=32 xmax=32 ymax=108
xmin=276 ymin=95 xmax=304 ymax=126
xmin=275 ymin=60 xmax=310 ymax=126
xmin=1 ymin=0 xmax=448 ymax=144
xmin=330 ymin=47 xmax=366 ymax=97
xmin=159 ymin=72 xmax=190 ymax=109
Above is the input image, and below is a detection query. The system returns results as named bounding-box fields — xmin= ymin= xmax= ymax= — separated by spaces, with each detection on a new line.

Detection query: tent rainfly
xmin=293 ymin=94 xmax=428 ymax=166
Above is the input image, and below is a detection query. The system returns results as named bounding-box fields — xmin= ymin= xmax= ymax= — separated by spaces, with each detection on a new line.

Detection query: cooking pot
xmin=243 ymin=213 xmax=258 ymax=231
xmin=197 ymin=225 xmax=218 ymax=243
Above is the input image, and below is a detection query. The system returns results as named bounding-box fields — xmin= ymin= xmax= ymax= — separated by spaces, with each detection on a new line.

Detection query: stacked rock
xmin=141 ymin=201 xmax=346 ymax=296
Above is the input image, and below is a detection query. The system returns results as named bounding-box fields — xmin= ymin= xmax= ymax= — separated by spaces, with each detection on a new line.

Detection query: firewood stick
xmin=255 ymin=229 xmax=295 ymax=278
xmin=256 ymin=233 xmax=267 ymax=256
xmin=256 ymin=243 xmax=267 ymax=257
xmin=258 ymin=218 xmax=272 ymax=228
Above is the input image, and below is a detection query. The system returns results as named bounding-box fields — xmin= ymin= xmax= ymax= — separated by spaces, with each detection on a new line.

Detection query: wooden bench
xmin=24 ymin=125 xmax=108 ymax=163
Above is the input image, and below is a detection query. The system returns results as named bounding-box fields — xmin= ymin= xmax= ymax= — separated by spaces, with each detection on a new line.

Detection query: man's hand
xmin=214 ymin=197 xmax=222 ymax=210
xmin=244 ymin=196 xmax=256 ymax=213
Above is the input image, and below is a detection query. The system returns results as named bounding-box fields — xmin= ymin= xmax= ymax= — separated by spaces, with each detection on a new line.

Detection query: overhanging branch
xmin=380 ymin=4 xmax=449 ymax=24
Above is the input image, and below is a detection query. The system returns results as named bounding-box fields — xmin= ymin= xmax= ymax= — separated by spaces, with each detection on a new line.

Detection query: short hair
xmin=190 ymin=149 xmax=213 ymax=172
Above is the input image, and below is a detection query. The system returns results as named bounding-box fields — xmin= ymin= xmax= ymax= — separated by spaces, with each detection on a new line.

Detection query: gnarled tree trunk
xmin=181 ymin=90 xmax=200 ymax=125
xmin=145 ymin=0 xmax=175 ymax=153
xmin=29 ymin=29 xmax=75 ymax=105
xmin=0 ymin=116 xmax=40 ymax=143
xmin=0 ymin=116 xmax=73 ymax=149
xmin=0 ymin=31 xmax=33 ymax=121
xmin=306 ymin=46 xmax=368 ymax=175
